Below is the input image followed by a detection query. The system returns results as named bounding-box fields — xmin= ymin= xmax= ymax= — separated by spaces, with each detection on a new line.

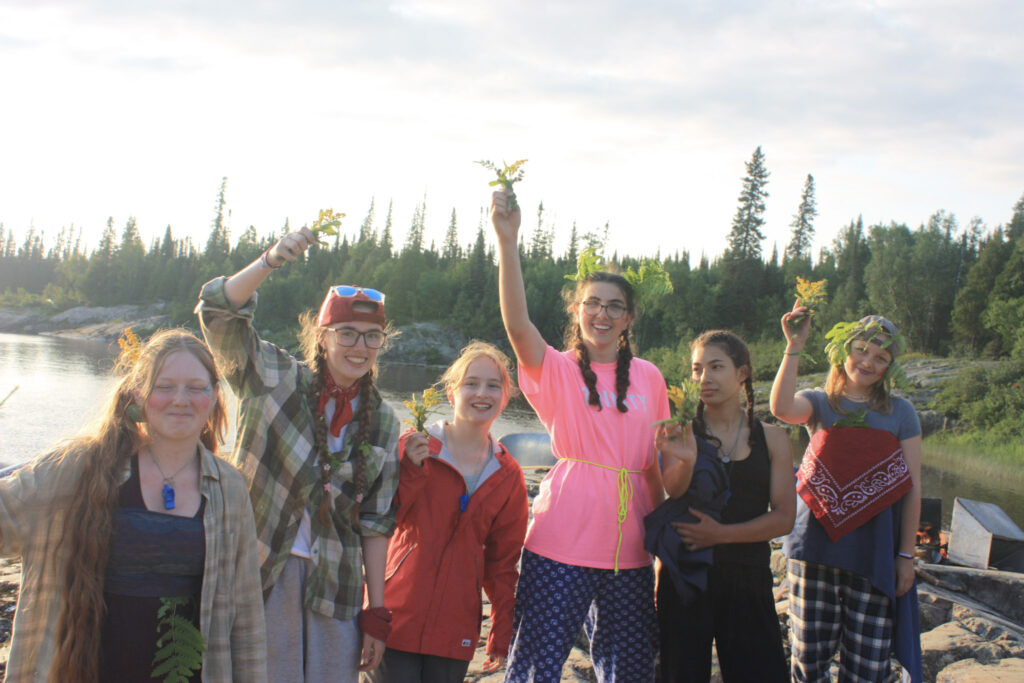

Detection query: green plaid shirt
xmin=196 ymin=276 xmax=400 ymax=621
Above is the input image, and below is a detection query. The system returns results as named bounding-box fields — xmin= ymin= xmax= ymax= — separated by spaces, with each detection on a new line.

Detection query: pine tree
xmin=359 ymin=198 xmax=377 ymax=244
xmin=380 ymin=201 xmax=394 ymax=256
xmin=404 ymin=196 xmax=426 ymax=253
xmin=727 ymin=146 xmax=770 ymax=260
xmin=785 ymin=173 xmax=817 ymax=264
xmin=442 ymin=208 xmax=460 ymax=262
xmin=566 ymin=222 xmax=579 ymax=265
xmin=205 ymin=177 xmax=230 ymax=261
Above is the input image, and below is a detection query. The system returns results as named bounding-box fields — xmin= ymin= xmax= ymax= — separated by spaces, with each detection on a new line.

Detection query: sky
xmin=1 ymin=0 xmax=1023 ymax=263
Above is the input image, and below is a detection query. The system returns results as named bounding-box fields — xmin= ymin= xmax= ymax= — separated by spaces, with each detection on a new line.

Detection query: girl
xmin=770 ymin=308 xmax=922 ymax=682
xmin=0 ymin=329 xmax=266 ymax=682
xmin=491 ymin=188 xmax=692 ymax=682
xmin=197 ymin=228 xmax=400 ymax=682
xmin=658 ymin=330 xmax=794 ymax=682
xmin=371 ymin=341 xmax=529 ymax=682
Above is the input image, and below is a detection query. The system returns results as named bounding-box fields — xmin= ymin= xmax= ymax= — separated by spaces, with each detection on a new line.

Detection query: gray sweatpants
xmin=265 ymin=555 xmax=363 ymax=683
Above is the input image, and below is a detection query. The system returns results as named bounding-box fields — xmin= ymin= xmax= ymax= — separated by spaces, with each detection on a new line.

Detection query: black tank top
xmin=713 ymin=420 xmax=772 ymax=567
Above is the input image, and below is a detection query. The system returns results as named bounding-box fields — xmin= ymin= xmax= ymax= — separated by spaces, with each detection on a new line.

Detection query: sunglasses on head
xmin=331 ymin=286 xmax=385 ymax=303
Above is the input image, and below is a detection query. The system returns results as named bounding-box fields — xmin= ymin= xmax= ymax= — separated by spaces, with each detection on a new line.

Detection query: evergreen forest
xmin=2 ymin=152 xmax=1023 ymax=453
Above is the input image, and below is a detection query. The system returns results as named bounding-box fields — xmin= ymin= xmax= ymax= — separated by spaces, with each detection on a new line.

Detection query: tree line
xmin=3 ymin=154 xmax=1024 ymax=378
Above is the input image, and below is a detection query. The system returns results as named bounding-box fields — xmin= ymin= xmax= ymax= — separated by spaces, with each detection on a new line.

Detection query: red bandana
xmin=317 ymin=373 xmax=361 ymax=438
xmin=796 ymin=426 xmax=912 ymax=543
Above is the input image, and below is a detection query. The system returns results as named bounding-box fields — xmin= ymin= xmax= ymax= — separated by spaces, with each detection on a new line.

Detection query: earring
xmin=126 ymin=403 xmax=145 ymax=423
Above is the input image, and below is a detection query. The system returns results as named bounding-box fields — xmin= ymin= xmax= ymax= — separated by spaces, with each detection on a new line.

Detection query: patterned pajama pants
xmin=788 ymin=559 xmax=894 ymax=682
xmin=505 ymin=550 xmax=657 ymax=683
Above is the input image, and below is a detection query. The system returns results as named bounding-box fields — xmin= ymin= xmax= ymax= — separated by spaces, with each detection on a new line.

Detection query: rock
xmin=385 ymin=322 xmax=468 ymax=366
xmin=937 ymin=657 xmax=1024 ymax=681
xmin=921 ymin=621 xmax=1007 ymax=681
xmin=918 ymin=589 xmax=954 ymax=632
xmin=918 ymin=410 xmax=947 ymax=437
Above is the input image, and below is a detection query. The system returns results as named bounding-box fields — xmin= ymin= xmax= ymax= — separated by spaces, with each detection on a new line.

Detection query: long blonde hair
xmin=50 ymin=329 xmax=225 ymax=682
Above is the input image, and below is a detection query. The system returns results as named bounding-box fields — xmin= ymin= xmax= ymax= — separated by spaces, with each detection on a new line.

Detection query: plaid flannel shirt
xmin=196 ymin=276 xmax=400 ymax=621
xmin=0 ymin=446 xmax=268 ymax=682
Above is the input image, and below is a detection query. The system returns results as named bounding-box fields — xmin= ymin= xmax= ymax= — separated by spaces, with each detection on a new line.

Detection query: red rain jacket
xmin=384 ymin=423 xmax=529 ymax=660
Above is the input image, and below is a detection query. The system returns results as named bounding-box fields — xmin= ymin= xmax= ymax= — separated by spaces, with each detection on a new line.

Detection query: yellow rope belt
xmin=560 ymin=458 xmax=642 ymax=573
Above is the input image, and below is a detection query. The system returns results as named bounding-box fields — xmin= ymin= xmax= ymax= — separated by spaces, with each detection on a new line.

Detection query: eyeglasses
xmin=581 ymin=299 xmax=628 ymax=319
xmin=330 ymin=327 xmax=386 ymax=349
xmin=331 ymin=285 xmax=385 ymax=303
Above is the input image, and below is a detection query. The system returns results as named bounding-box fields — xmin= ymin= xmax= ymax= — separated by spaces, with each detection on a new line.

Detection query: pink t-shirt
xmin=519 ymin=345 xmax=670 ymax=569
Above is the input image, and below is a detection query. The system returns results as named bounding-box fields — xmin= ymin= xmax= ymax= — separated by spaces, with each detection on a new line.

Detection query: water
xmin=2 ymin=332 xmax=1021 ymax=530
xmin=0 ymin=332 xmax=543 ymax=465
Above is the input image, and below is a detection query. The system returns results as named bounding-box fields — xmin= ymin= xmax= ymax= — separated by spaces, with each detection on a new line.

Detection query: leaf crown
xmin=824 ymin=318 xmax=911 ymax=392
xmin=565 ymin=247 xmax=673 ymax=310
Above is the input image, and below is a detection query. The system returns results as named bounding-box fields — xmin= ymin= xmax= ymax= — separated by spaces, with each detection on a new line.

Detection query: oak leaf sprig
xmin=653 ymin=380 xmax=701 ymax=429
xmin=403 ymin=387 xmax=443 ymax=432
xmin=476 ymin=159 xmax=527 ymax=211
xmin=788 ymin=276 xmax=828 ymax=327
xmin=310 ymin=208 xmax=346 ymax=243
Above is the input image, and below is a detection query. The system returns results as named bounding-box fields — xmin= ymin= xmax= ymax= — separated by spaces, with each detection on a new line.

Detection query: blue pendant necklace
xmin=146 ymin=448 xmax=196 ymax=510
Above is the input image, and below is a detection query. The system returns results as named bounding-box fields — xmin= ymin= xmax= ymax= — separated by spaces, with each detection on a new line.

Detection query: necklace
xmin=845 ymin=392 xmax=869 ymax=402
xmin=706 ymin=416 xmax=744 ymax=463
xmin=146 ymin=448 xmax=196 ymax=510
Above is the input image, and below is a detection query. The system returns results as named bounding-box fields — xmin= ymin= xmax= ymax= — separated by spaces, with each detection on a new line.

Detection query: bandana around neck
xmin=317 ymin=372 xmax=361 ymax=438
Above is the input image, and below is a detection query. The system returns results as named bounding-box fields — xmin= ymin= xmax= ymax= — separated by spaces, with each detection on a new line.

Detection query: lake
xmin=2 ymin=332 xmax=1021 ymax=529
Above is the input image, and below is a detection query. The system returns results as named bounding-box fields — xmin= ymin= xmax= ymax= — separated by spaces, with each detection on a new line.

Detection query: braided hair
xmin=299 ymin=312 xmax=381 ymax=527
xmin=562 ymin=272 xmax=636 ymax=413
xmin=690 ymin=330 xmax=757 ymax=449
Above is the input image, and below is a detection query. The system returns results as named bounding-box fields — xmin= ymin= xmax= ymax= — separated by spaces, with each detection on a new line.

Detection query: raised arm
xmin=769 ymin=302 xmax=814 ymax=425
xmin=491 ymin=189 xmax=546 ymax=369
xmin=222 ymin=227 xmax=317 ymax=309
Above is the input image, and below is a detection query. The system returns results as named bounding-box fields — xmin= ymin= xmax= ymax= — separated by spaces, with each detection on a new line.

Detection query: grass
xmin=924 ymin=432 xmax=1024 ymax=472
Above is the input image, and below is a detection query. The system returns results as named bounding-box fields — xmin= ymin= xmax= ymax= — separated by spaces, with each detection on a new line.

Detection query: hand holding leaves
xmin=477 ymin=159 xmax=527 ymax=211
xmin=788 ymin=276 xmax=828 ymax=327
xmin=653 ymin=380 xmax=701 ymax=429
xmin=310 ymin=208 xmax=346 ymax=243
xmin=403 ymin=387 xmax=442 ymax=432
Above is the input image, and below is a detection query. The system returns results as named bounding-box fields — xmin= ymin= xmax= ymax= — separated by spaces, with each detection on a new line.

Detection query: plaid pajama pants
xmin=788 ymin=559 xmax=894 ymax=682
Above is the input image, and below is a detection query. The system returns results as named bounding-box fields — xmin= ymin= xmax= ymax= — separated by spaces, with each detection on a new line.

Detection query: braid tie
xmin=744 ymin=378 xmax=757 ymax=447
xmin=615 ymin=330 xmax=632 ymax=413
xmin=575 ymin=337 xmax=601 ymax=409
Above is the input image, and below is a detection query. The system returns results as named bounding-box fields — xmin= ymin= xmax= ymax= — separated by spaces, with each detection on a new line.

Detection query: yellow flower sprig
xmin=789 ymin=276 xmax=828 ymax=327
xmin=310 ymin=208 xmax=345 ymax=243
xmin=653 ymin=380 xmax=701 ymax=429
xmin=115 ymin=327 xmax=142 ymax=374
xmin=403 ymin=387 xmax=443 ymax=432
xmin=476 ymin=159 xmax=527 ymax=211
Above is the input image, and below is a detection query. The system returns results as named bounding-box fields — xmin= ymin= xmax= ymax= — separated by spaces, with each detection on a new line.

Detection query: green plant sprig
xmin=476 ymin=159 xmax=527 ymax=211
xmin=403 ymin=387 xmax=443 ymax=432
xmin=152 ymin=597 xmax=205 ymax=683
xmin=832 ymin=409 xmax=870 ymax=428
xmin=788 ymin=276 xmax=828 ymax=328
xmin=653 ymin=380 xmax=701 ymax=429
xmin=310 ymin=208 xmax=345 ymax=243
